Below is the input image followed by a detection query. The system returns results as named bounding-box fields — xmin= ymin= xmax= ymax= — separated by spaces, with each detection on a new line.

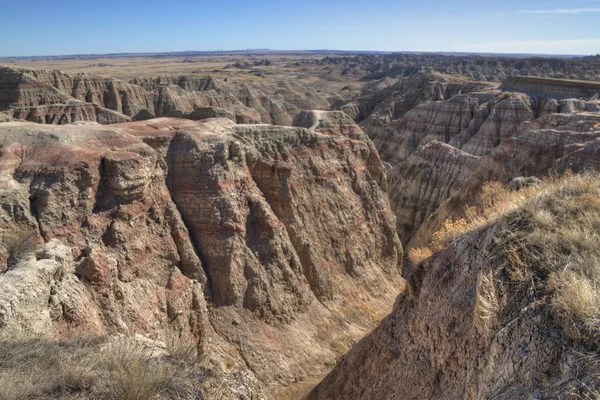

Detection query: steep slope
xmin=389 ymin=102 xmax=600 ymax=247
xmin=0 ymin=112 xmax=402 ymax=394
xmin=0 ymin=66 xmax=135 ymax=124
xmin=318 ymin=53 xmax=600 ymax=81
xmin=310 ymin=174 xmax=600 ymax=399
xmin=0 ymin=65 xmax=341 ymax=126
xmin=500 ymin=76 xmax=600 ymax=100
xmin=353 ymin=73 xmax=600 ymax=247
xmin=343 ymin=73 xmax=496 ymax=131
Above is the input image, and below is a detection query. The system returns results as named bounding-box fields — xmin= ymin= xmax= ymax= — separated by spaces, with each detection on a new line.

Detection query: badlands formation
xmin=0 ymin=53 xmax=599 ymax=399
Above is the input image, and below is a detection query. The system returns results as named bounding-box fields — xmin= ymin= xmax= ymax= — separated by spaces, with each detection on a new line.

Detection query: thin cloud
xmin=453 ymin=39 xmax=600 ymax=55
xmin=519 ymin=8 xmax=600 ymax=14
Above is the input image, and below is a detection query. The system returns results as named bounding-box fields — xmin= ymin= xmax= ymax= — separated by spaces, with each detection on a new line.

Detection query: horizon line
xmin=0 ymin=49 xmax=595 ymax=60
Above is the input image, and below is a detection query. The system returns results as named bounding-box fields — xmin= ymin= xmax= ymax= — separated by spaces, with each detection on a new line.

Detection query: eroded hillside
xmin=0 ymin=64 xmax=353 ymax=127
xmin=0 ymin=111 xmax=402 ymax=398
xmin=1 ymin=53 xmax=600 ymax=399
xmin=351 ymin=73 xmax=600 ymax=249
xmin=310 ymin=174 xmax=600 ymax=399
xmin=318 ymin=53 xmax=600 ymax=81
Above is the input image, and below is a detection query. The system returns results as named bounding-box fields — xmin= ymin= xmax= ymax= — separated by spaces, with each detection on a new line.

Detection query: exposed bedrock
xmin=310 ymin=178 xmax=600 ymax=398
xmin=389 ymin=123 xmax=600 ymax=248
xmin=359 ymin=78 xmax=600 ymax=246
xmin=0 ymin=112 xmax=403 ymax=386
xmin=500 ymin=76 xmax=600 ymax=100
xmin=0 ymin=65 xmax=337 ymax=127
xmin=318 ymin=52 xmax=600 ymax=81
xmin=351 ymin=73 xmax=497 ymax=130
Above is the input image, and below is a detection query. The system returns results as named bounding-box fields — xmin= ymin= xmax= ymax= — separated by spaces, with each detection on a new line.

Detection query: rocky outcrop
xmin=6 ymin=101 xmax=130 ymax=124
xmin=318 ymin=53 xmax=600 ymax=81
xmin=388 ymin=121 xmax=600 ymax=248
xmin=0 ymin=66 xmax=154 ymax=113
xmin=125 ymin=73 xmax=334 ymax=125
xmin=500 ymin=76 xmax=600 ymax=100
xmin=167 ymin=106 xmax=237 ymax=122
xmin=347 ymin=73 xmax=496 ymax=131
xmin=311 ymin=174 xmax=600 ymax=399
xmin=359 ymin=75 xmax=600 ymax=247
xmin=370 ymin=91 xmax=537 ymax=164
xmin=0 ymin=112 xmax=402 ymax=391
xmin=0 ymin=121 xmax=208 ymax=341
xmin=0 ymin=65 xmax=151 ymax=124
xmin=0 ymin=65 xmax=338 ymax=126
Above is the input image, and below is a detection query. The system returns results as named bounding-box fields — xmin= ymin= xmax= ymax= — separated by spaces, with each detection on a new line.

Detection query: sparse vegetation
xmin=407 ymin=247 xmax=432 ymax=266
xmin=14 ymin=144 xmax=35 ymax=164
xmin=1 ymin=224 xmax=39 ymax=271
xmin=430 ymin=180 xmax=516 ymax=252
xmin=0 ymin=335 xmax=204 ymax=400
xmin=419 ymin=173 xmax=600 ymax=343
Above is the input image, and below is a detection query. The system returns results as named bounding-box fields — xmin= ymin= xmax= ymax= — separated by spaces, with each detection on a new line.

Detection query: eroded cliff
xmin=0 ymin=111 xmax=403 ymax=396
xmin=310 ymin=174 xmax=600 ymax=399
xmin=0 ymin=65 xmax=340 ymax=127
xmin=351 ymin=73 xmax=600 ymax=248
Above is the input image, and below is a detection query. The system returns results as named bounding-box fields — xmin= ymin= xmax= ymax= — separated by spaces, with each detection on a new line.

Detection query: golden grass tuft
xmin=0 ymin=223 xmax=39 ymax=270
xmin=430 ymin=218 xmax=471 ymax=252
xmin=474 ymin=271 xmax=500 ymax=333
xmin=0 ymin=335 xmax=203 ymax=400
xmin=551 ymin=271 xmax=600 ymax=325
xmin=407 ymin=247 xmax=432 ymax=266
xmin=423 ymin=172 xmax=600 ymax=342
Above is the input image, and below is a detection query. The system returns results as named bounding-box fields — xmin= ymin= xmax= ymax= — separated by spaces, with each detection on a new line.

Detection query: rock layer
xmin=355 ymin=74 xmax=600 ymax=246
xmin=500 ymin=76 xmax=600 ymax=100
xmin=0 ymin=112 xmax=402 ymax=390
xmin=318 ymin=53 xmax=600 ymax=81
xmin=310 ymin=176 xmax=600 ymax=399
xmin=0 ymin=65 xmax=336 ymax=126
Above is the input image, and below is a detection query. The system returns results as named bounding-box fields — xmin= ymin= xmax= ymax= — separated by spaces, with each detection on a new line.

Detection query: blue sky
xmin=0 ymin=0 xmax=598 ymax=56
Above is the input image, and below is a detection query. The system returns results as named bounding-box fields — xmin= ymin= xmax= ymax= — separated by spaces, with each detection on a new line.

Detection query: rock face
xmin=0 ymin=112 xmax=402 ymax=390
xmin=0 ymin=121 xmax=207 ymax=341
xmin=309 ymin=175 xmax=600 ymax=399
xmin=306 ymin=73 xmax=600 ymax=398
xmin=391 ymin=103 xmax=600 ymax=246
xmin=0 ymin=66 xmax=137 ymax=124
xmin=349 ymin=73 xmax=496 ymax=131
xmin=500 ymin=76 xmax=600 ymax=100
xmin=351 ymin=72 xmax=600 ymax=247
xmin=6 ymin=101 xmax=130 ymax=124
xmin=318 ymin=53 xmax=600 ymax=81
xmin=0 ymin=65 xmax=335 ymax=126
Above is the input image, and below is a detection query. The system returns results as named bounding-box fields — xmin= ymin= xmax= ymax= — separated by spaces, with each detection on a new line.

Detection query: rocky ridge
xmin=0 ymin=111 xmax=402 ymax=396
xmin=0 ymin=65 xmax=343 ymax=127
xmin=500 ymin=76 xmax=600 ymax=99
xmin=346 ymin=73 xmax=600 ymax=247
xmin=309 ymin=174 xmax=600 ymax=399
xmin=318 ymin=53 xmax=600 ymax=81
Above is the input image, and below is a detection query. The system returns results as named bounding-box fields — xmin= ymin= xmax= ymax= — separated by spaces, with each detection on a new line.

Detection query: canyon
xmin=0 ymin=52 xmax=599 ymax=399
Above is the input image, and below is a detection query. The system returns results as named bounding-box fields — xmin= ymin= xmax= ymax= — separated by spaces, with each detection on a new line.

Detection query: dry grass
xmin=416 ymin=173 xmax=600 ymax=342
xmin=407 ymin=247 xmax=432 ymax=266
xmin=408 ymin=180 xmax=527 ymax=265
xmin=429 ymin=217 xmax=471 ymax=252
xmin=270 ymin=375 xmax=323 ymax=400
xmin=474 ymin=271 xmax=500 ymax=333
xmin=0 ymin=335 xmax=203 ymax=400
xmin=7 ymin=55 xmax=314 ymax=79
xmin=0 ymin=223 xmax=39 ymax=271
xmin=430 ymin=180 xmax=527 ymax=251
xmin=552 ymin=272 xmax=600 ymax=326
